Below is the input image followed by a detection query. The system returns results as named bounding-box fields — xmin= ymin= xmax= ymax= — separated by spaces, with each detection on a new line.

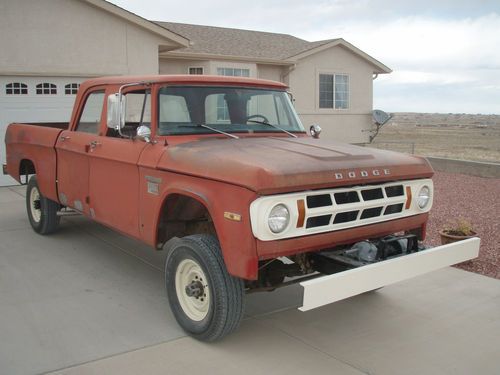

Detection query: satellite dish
xmin=372 ymin=109 xmax=392 ymax=126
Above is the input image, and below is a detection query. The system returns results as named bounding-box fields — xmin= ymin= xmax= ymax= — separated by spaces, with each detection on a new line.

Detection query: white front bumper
xmin=299 ymin=237 xmax=480 ymax=311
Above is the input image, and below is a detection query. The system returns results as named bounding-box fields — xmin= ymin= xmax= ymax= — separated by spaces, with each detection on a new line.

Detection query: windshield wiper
xmin=247 ymin=120 xmax=297 ymax=138
xmin=179 ymin=124 xmax=239 ymax=139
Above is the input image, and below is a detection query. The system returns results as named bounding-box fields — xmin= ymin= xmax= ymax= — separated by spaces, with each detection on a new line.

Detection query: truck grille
xmin=305 ymin=184 xmax=406 ymax=229
xmin=249 ymin=178 xmax=433 ymax=241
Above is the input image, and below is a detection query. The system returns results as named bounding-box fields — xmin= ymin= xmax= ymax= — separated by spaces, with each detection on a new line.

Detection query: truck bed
xmin=4 ymin=122 xmax=66 ymax=201
xmin=22 ymin=122 xmax=69 ymax=130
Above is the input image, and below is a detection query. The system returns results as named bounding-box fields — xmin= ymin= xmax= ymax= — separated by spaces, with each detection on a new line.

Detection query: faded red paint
xmin=4 ymin=75 xmax=434 ymax=280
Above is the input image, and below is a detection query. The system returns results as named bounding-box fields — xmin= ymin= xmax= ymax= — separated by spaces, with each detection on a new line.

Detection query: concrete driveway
xmin=0 ymin=186 xmax=499 ymax=375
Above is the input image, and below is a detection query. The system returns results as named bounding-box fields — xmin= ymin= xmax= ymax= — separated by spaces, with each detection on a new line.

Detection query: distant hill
xmin=373 ymin=112 xmax=500 ymax=163
xmin=386 ymin=113 xmax=500 ymax=129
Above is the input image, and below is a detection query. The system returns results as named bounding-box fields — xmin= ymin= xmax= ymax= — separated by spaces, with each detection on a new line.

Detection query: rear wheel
xmin=26 ymin=176 xmax=60 ymax=234
xmin=165 ymin=234 xmax=245 ymax=341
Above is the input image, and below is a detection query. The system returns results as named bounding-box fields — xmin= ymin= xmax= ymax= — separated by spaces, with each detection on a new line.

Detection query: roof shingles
xmin=155 ymin=21 xmax=338 ymax=61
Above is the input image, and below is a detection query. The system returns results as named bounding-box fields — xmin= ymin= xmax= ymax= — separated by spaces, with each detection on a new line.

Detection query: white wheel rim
xmin=30 ymin=186 xmax=42 ymax=223
xmin=175 ymin=259 xmax=210 ymax=321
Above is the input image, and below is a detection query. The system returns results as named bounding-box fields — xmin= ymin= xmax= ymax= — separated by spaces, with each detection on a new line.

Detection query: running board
xmin=299 ymin=237 xmax=480 ymax=311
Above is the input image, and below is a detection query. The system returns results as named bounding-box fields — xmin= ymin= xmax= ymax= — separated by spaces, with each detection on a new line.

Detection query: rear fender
xmin=5 ymin=123 xmax=62 ymax=202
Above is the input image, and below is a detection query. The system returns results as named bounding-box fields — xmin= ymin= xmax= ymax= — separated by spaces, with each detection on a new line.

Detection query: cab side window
xmin=76 ymin=91 xmax=105 ymax=134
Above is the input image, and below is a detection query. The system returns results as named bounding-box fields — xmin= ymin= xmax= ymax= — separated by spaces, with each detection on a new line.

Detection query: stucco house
xmin=157 ymin=22 xmax=391 ymax=143
xmin=0 ymin=0 xmax=391 ymax=186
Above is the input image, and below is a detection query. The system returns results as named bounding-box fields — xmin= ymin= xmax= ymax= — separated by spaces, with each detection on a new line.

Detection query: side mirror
xmin=107 ymin=94 xmax=126 ymax=129
xmin=136 ymin=125 xmax=151 ymax=143
xmin=310 ymin=124 xmax=322 ymax=139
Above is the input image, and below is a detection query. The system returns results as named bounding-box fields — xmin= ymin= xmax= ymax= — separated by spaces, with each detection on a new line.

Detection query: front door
xmin=87 ymin=89 xmax=151 ymax=238
xmin=87 ymin=136 xmax=146 ymax=238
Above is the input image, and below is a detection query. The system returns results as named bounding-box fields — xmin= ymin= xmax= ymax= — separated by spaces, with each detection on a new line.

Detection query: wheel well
xmin=157 ymin=194 xmax=216 ymax=248
xmin=19 ymin=159 xmax=36 ymax=184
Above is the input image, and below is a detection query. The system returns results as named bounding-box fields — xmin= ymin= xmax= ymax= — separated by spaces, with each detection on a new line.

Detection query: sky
xmin=109 ymin=0 xmax=500 ymax=114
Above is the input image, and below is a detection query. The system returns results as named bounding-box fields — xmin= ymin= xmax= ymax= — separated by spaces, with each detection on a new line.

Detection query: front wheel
xmin=26 ymin=176 xmax=60 ymax=234
xmin=165 ymin=234 xmax=245 ymax=341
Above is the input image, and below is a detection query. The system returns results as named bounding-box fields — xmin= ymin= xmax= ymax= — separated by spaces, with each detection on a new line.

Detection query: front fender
xmin=138 ymin=168 xmax=259 ymax=280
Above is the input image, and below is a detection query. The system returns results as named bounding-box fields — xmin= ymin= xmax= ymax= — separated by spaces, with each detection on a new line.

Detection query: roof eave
xmin=82 ymin=0 xmax=190 ymax=47
xmin=160 ymin=51 xmax=296 ymax=66
xmin=289 ymin=38 xmax=392 ymax=74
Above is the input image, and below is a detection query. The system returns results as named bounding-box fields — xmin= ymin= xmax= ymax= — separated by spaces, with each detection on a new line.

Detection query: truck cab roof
xmin=80 ymin=75 xmax=288 ymax=92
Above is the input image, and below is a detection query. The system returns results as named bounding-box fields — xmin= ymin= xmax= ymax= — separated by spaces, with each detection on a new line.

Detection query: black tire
xmin=165 ymin=234 xmax=245 ymax=341
xmin=26 ymin=176 xmax=60 ymax=234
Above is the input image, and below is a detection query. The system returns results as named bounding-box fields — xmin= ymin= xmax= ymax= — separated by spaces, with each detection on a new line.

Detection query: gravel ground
xmin=426 ymin=171 xmax=500 ymax=279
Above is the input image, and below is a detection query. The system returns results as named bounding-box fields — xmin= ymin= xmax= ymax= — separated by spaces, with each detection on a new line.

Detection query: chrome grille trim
xmin=249 ymin=179 xmax=434 ymax=241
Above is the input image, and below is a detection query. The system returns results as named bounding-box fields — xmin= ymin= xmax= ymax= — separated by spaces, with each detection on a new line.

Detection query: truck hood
xmin=157 ymin=137 xmax=434 ymax=194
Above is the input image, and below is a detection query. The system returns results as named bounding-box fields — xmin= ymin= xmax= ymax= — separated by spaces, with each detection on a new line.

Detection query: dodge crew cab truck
xmin=4 ymin=75 xmax=480 ymax=341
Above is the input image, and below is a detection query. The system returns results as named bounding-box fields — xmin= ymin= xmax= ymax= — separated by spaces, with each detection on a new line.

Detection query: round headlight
xmin=417 ymin=185 xmax=431 ymax=209
xmin=268 ymin=204 xmax=290 ymax=233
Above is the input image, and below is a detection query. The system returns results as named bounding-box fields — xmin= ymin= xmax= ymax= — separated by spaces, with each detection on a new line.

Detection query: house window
xmin=213 ymin=68 xmax=250 ymax=121
xmin=6 ymin=82 xmax=28 ymax=95
xmin=188 ymin=67 xmax=204 ymax=75
xmin=65 ymin=83 xmax=80 ymax=95
xmin=319 ymin=73 xmax=349 ymax=109
xmin=36 ymin=83 xmax=57 ymax=95
xmin=217 ymin=67 xmax=250 ymax=77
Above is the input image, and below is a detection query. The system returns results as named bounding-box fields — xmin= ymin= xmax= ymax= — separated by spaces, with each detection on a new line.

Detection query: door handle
xmin=86 ymin=140 xmax=102 ymax=153
xmin=89 ymin=140 xmax=101 ymax=149
xmin=60 ymin=135 xmax=70 ymax=141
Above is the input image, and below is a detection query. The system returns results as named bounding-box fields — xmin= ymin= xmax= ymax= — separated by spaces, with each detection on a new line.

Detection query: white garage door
xmin=0 ymin=76 xmax=87 ymax=186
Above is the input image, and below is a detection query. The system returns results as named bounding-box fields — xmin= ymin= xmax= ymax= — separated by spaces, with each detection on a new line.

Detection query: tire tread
xmin=166 ymin=234 xmax=245 ymax=341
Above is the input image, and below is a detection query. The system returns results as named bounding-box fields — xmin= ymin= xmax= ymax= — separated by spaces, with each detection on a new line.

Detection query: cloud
xmin=110 ymin=0 xmax=500 ymax=113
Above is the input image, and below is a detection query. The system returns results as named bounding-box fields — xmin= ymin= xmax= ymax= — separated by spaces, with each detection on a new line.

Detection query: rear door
xmin=55 ymin=90 xmax=105 ymax=213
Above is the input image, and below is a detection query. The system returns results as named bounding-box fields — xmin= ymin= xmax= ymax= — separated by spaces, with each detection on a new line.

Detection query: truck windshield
xmin=157 ymin=86 xmax=305 ymax=136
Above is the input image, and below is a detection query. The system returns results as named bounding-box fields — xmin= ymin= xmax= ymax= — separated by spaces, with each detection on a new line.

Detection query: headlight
xmin=417 ymin=185 xmax=431 ymax=209
xmin=268 ymin=204 xmax=290 ymax=233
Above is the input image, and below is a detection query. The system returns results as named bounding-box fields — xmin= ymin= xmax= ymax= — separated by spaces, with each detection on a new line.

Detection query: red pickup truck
xmin=4 ymin=75 xmax=479 ymax=341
